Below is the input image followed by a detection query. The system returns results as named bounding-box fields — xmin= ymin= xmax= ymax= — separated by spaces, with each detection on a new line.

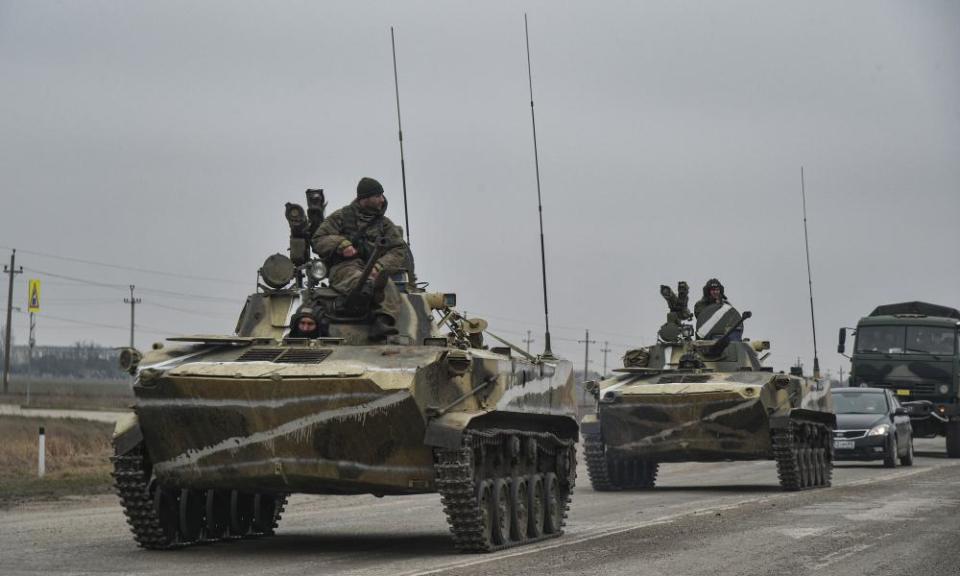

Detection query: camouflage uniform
xmin=311 ymin=198 xmax=407 ymax=323
xmin=694 ymin=279 xmax=742 ymax=339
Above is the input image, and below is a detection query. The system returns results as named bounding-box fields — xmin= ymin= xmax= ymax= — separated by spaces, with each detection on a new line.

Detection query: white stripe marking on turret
xmin=662 ymin=346 xmax=674 ymax=368
xmin=697 ymin=303 xmax=733 ymax=338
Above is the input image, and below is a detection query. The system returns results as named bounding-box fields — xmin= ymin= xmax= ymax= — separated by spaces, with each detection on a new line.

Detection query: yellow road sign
xmin=28 ymin=279 xmax=40 ymax=313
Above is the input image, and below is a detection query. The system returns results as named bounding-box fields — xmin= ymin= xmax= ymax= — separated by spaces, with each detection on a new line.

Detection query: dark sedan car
xmin=832 ymin=387 xmax=914 ymax=467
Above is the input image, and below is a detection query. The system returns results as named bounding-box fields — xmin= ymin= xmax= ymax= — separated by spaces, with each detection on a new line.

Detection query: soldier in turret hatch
xmin=311 ymin=177 xmax=408 ymax=341
xmin=288 ymin=305 xmax=324 ymax=338
xmin=694 ymin=278 xmax=742 ymax=340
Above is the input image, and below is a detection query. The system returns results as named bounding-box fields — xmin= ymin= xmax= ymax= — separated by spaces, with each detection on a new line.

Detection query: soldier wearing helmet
xmin=694 ymin=278 xmax=742 ymax=340
xmin=288 ymin=305 xmax=325 ymax=339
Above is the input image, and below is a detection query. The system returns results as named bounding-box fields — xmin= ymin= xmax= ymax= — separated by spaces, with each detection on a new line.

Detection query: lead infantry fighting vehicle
xmin=581 ymin=282 xmax=835 ymax=491
xmin=112 ymin=189 xmax=578 ymax=552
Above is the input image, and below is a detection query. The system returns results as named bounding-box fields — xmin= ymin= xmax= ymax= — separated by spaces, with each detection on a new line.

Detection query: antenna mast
xmin=801 ymin=166 xmax=820 ymax=379
xmin=391 ymin=26 xmax=411 ymax=246
xmin=524 ymin=14 xmax=553 ymax=357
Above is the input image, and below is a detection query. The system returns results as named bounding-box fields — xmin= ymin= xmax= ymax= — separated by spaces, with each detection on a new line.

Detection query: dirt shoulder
xmin=0 ymin=415 xmax=114 ymax=508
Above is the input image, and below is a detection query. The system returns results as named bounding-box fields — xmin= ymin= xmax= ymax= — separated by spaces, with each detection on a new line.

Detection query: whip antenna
xmin=801 ymin=166 xmax=820 ymax=379
xmin=391 ymin=26 xmax=411 ymax=246
xmin=524 ymin=14 xmax=553 ymax=357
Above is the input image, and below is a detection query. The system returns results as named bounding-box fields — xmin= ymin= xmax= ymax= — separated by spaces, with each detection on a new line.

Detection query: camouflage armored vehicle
xmin=112 ymin=189 xmax=578 ymax=552
xmin=581 ymin=282 xmax=835 ymax=492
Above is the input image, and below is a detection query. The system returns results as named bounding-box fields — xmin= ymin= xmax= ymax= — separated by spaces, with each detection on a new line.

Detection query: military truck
xmin=581 ymin=282 xmax=835 ymax=492
xmin=838 ymin=301 xmax=960 ymax=457
xmin=112 ymin=190 xmax=578 ymax=552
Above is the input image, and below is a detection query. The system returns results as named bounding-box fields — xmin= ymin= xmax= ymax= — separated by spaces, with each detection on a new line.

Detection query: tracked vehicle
xmin=581 ymin=282 xmax=835 ymax=492
xmin=112 ymin=190 xmax=578 ymax=552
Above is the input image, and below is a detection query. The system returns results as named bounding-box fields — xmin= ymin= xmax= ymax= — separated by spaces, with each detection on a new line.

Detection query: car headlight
xmin=939 ymin=384 xmax=949 ymax=395
xmin=307 ymin=260 xmax=327 ymax=281
xmin=868 ymin=423 xmax=890 ymax=436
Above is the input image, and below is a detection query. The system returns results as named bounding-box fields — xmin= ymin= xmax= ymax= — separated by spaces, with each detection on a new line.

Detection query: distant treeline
xmin=2 ymin=342 xmax=124 ymax=380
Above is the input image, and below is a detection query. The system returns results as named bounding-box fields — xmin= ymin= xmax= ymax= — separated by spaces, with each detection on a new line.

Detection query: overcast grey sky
xmin=1 ymin=1 xmax=958 ymax=375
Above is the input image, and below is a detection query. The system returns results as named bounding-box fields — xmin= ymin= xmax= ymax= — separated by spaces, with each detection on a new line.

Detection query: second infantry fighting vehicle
xmin=112 ymin=189 xmax=578 ymax=552
xmin=581 ymin=282 xmax=835 ymax=492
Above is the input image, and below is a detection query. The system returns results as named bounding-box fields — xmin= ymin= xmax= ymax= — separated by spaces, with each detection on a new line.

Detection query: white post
xmin=38 ymin=426 xmax=45 ymax=478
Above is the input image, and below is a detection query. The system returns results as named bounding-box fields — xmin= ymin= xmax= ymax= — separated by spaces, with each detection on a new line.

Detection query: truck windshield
xmin=855 ymin=326 xmax=905 ymax=354
xmin=904 ymin=326 xmax=956 ymax=355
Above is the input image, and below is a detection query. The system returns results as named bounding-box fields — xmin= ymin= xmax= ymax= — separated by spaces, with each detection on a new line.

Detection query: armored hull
xmin=582 ymin=338 xmax=835 ymax=492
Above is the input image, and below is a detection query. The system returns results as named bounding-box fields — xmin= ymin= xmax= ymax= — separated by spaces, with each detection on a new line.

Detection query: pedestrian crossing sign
xmin=28 ymin=279 xmax=40 ymax=313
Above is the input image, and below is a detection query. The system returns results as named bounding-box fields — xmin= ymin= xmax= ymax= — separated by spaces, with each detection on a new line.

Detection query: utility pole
xmin=600 ymin=341 xmax=611 ymax=378
xmin=523 ymin=330 xmax=535 ymax=353
xmin=3 ymin=249 xmax=23 ymax=394
xmin=839 ymin=366 xmax=844 ymax=387
xmin=123 ymin=285 xmax=141 ymax=348
xmin=578 ymin=329 xmax=596 ymax=381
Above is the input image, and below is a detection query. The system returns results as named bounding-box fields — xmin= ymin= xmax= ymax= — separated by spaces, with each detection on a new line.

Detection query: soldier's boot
xmin=369 ymin=314 xmax=399 ymax=342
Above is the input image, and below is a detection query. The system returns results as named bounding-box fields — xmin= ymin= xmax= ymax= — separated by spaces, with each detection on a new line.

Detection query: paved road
xmin=2 ymin=438 xmax=957 ymax=576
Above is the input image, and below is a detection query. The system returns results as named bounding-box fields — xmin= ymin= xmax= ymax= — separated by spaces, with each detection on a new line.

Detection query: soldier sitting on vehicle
xmin=694 ymin=278 xmax=742 ymax=340
xmin=311 ymin=177 xmax=409 ymax=341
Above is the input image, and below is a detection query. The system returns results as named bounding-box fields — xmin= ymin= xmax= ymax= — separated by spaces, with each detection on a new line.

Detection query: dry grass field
xmin=0 ymin=416 xmax=114 ymax=506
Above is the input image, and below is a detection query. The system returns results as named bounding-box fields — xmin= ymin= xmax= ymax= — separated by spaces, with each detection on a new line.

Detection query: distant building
xmin=2 ymin=343 xmax=124 ymax=379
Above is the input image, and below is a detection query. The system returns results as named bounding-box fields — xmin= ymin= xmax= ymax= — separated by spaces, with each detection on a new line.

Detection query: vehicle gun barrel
xmin=707 ymin=310 xmax=752 ymax=356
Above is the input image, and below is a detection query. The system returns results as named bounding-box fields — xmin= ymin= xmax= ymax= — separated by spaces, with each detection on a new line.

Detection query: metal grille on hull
xmin=236 ymin=347 xmax=333 ymax=364
xmin=276 ymin=349 xmax=332 ymax=364
xmin=236 ymin=347 xmax=285 ymax=362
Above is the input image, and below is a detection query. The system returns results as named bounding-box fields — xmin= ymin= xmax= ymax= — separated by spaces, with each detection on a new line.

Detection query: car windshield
xmin=832 ymin=392 xmax=888 ymax=414
xmin=904 ymin=326 xmax=956 ymax=356
xmin=855 ymin=326 xmax=905 ymax=354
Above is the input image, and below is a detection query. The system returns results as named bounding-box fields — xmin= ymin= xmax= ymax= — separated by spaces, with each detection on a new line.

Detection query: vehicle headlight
xmin=307 ymin=260 xmax=327 ymax=281
xmin=868 ymin=423 xmax=890 ymax=436
xmin=939 ymin=384 xmax=950 ymax=395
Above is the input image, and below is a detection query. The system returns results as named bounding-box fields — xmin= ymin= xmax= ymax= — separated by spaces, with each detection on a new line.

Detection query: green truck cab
xmin=838 ymin=301 xmax=960 ymax=457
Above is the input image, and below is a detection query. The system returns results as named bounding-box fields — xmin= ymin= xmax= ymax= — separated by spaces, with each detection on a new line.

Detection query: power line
xmin=0 ymin=245 xmax=247 ymax=285
xmin=24 ymin=267 xmax=240 ymax=303
xmin=142 ymin=301 xmax=237 ymax=320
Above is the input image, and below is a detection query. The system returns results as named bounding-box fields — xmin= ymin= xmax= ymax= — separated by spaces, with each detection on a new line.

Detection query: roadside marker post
xmin=38 ymin=426 xmax=45 ymax=478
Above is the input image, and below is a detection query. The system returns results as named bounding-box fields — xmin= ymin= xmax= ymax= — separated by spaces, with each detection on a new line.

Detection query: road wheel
xmin=883 ymin=436 xmax=898 ymax=468
xmin=178 ymin=489 xmax=204 ymax=543
xmin=900 ymin=437 xmax=915 ymax=467
xmin=205 ymin=489 xmax=230 ymax=539
xmin=476 ymin=479 xmax=494 ymax=547
xmin=490 ymin=478 xmax=510 ymax=545
xmin=543 ymin=472 xmax=561 ymax=534
xmin=510 ymin=477 xmax=529 ymax=542
xmin=527 ymin=474 xmax=545 ymax=539
xmin=229 ymin=491 xmax=254 ymax=536
xmin=252 ymin=493 xmax=279 ymax=534
xmin=798 ymin=448 xmax=810 ymax=488
xmin=811 ymin=448 xmax=823 ymax=486
xmin=947 ymin=421 xmax=960 ymax=458
xmin=152 ymin=484 xmax=180 ymax=543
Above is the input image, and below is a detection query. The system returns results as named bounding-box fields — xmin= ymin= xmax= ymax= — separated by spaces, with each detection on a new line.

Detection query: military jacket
xmin=311 ymin=200 xmax=408 ymax=273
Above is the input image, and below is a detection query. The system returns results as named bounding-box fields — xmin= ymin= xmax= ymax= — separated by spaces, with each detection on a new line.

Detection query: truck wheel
xmin=947 ymin=421 xmax=960 ymax=458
